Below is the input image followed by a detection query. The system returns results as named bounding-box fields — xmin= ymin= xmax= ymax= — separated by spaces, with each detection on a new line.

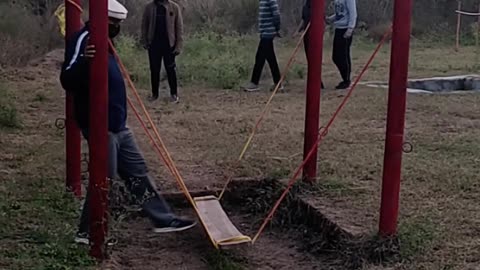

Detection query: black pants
xmin=148 ymin=46 xmax=177 ymax=97
xmin=332 ymin=28 xmax=353 ymax=83
xmin=251 ymin=38 xmax=281 ymax=85
xmin=303 ymin=31 xmax=324 ymax=88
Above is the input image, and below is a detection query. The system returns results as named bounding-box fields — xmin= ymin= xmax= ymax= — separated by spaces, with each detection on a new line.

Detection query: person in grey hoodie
xmin=326 ymin=0 xmax=357 ymax=89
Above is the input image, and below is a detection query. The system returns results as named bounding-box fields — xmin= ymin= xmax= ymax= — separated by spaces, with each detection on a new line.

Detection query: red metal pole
xmin=379 ymin=0 xmax=413 ymax=236
xmin=88 ymin=0 xmax=109 ymax=259
xmin=65 ymin=0 xmax=82 ymax=197
xmin=303 ymin=0 xmax=325 ymax=182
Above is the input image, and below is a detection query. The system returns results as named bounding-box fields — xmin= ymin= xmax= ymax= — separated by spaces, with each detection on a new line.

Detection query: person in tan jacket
xmin=141 ymin=0 xmax=184 ymax=102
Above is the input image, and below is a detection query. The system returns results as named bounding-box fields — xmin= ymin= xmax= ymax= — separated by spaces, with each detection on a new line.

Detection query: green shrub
xmin=116 ymin=33 xmax=255 ymax=90
xmin=0 ymin=2 xmax=62 ymax=67
xmin=0 ymin=84 xmax=20 ymax=129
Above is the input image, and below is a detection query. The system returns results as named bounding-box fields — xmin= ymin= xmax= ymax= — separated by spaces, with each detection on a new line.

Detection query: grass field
xmin=0 ymin=34 xmax=479 ymax=269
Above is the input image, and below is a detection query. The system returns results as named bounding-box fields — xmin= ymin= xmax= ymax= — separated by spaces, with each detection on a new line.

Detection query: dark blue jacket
xmin=300 ymin=0 xmax=311 ymax=32
xmin=60 ymin=24 xmax=127 ymax=133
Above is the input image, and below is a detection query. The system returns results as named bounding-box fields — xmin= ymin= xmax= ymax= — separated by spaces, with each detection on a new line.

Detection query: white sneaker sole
xmin=74 ymin=237 xmax=118 ymax=246
xmin=244 ymin=88 xmax=260 ymax=92
xmin=153 ymin=222 xmax=197 ymax=233
xmin=74 ymin=237 xmax=89 ymax=245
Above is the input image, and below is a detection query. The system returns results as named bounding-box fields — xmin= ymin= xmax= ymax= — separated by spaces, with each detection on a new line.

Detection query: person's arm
xmin=60 ymin=32 xmax=91 ymax=92
xmin=325 ymin=14 xmax=335 ymax=24
xmin=298 ymin=1 xmax=309 ymax=32
xmin=346 ymin=0 xmax=357 ymax=29
xmin=270 ymin=0 xmax=281 ymax=32
xmin=344 ymin=0 xmax=357 ymax=38
xmin=141 ymin=5 xmax=150 ymax=49
xmin=174 ymin=5 xmax=184 ymax=54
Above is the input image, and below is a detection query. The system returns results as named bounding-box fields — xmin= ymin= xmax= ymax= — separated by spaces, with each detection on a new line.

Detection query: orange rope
xmin=218 ymin=23 xmax=311 ymax=200
xmin=252 ymin=27 xmax=393 ymax=243
xmin=66 ymin=0 xmax=82 ymax=12
xmin=126 ymin=95 xmax=188 ymax=194
xmin=109 ymin=41 xmax=197 ymax=208
xmin=66 ymin=0 xmax=82 ymax=13
xmin=65 ymin=0 xmax=220 ymax=248
xmin=65 ymin=0 xmax=195 ymax=205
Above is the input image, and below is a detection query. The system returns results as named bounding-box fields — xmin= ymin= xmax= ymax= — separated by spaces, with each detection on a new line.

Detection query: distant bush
xmin=0 ymin=1 xmax=62 ymax=67
xmin=0 ymin=84 xmax=21 ymax=129
xmin=116 ymin=33 xmax=254 ymax=89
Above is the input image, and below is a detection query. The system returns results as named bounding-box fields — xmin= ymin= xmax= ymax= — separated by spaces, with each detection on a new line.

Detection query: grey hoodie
xmin=329 ymin=0 xmax=357 ymax=29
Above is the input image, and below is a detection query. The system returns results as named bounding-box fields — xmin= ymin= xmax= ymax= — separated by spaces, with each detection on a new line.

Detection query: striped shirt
xmin=258 ymin=0 xmax=281 ymax=39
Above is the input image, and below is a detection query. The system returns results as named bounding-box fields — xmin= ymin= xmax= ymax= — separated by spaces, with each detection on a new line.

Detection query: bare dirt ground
xmin=1 ymin=42 xmax=480 ymax=269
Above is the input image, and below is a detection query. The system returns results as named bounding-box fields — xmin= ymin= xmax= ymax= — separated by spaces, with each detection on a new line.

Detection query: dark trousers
xmin=332 ymin=28 xmax=353 ymax=83
xmin=148 ymin=47 xmax=178 ymax=97
xmin=78 ymin=129 xmax=175 ymax=234
xmin=303 ymin=31 xmax=324 ymax=89
xmin=251 ymin=38 xmax=281 ymax=85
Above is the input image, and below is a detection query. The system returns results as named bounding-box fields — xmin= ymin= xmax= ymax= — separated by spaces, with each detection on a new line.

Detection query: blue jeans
xmin=78 ymin=128 xmax=175 ymax=233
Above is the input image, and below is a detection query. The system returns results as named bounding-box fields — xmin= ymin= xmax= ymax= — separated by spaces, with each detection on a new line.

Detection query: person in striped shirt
xmin=243 ymin=0 xmax=283 ymax=92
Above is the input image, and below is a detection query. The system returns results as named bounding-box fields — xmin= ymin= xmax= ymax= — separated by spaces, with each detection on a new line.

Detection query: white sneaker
xmin=74 ymin=232 xmax=117 ymax=246
xmin=74 ymin=232 xmax=89 ymax=245
xmin=270 ymin=83 xmax=285 ymax=92
xmin=243 ymin=82 xmax=260 ymax=92
xmin=153 ymin=218 xmax=197 ymax=233
xmin=171 ymin=95 xmax=180 ymax=104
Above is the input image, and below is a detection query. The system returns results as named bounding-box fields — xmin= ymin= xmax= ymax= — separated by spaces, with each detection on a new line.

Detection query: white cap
xmin=108 ymin=0 xmax=128 ymax=20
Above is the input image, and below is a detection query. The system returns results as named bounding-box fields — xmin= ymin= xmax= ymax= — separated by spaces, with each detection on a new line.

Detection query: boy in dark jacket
xmin=141 ymin=0 xmax=183 ymax=102
xmin=60 ymin=0 xmax=195 ymax=245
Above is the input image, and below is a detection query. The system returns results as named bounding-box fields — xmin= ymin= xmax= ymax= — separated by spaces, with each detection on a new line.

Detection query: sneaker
xmin=74 ymin=232 xmax=89 ymax=245
xmin=270 ymin=83 xmax=285 ymax=92
xmin=148 ymin=95 xmax=159 ymax=101
xmin=335 ymin=81 xmax=351 ymax=90
xmin=171 ymin=95 xmax=179 ymax=104
xmin=74 ymin=232 xmax=117 ymax=246
xmin=153 ymin=218 xmax=197 ymax=233
xmin=243 ymin=82 xmax=260 ymax=92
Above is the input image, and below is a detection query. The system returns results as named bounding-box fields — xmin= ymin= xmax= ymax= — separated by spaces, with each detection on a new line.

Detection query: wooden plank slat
xmin=194 ymin=196 xmax=251 ymax=247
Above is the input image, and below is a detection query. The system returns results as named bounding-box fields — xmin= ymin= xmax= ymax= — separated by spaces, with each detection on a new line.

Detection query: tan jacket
xmin=141 ymin=1 xmax=184 ymax=52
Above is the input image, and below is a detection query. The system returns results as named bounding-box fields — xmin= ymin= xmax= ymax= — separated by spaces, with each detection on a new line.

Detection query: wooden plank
xmin=194 ymin=196 xmax=251 ymax=247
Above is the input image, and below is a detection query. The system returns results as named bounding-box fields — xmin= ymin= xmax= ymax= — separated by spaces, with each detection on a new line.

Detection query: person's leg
xmin=265 ymin=38 xmax=281 ymax=85
xmin=332 ymin=29 xmax=344 ymax=78
xmin=148 ymin=47 xmax=163 ymax=99
xmin=345 ymin=35 xmax=353 ymax=83
xmin=332 ymin=28 xmax=351 ymax=89
xmin=163 ymin=48 xmax=178 ymax=100
xmin=116 ymin=129 xmax=195 ymax=231
xmin=77 ymin=132 xmax=119 ymax=241
xmin=303 ymin=31 xmax=309 ymax=57
xmin=250 ymin=39 xmax=268 ymax=85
